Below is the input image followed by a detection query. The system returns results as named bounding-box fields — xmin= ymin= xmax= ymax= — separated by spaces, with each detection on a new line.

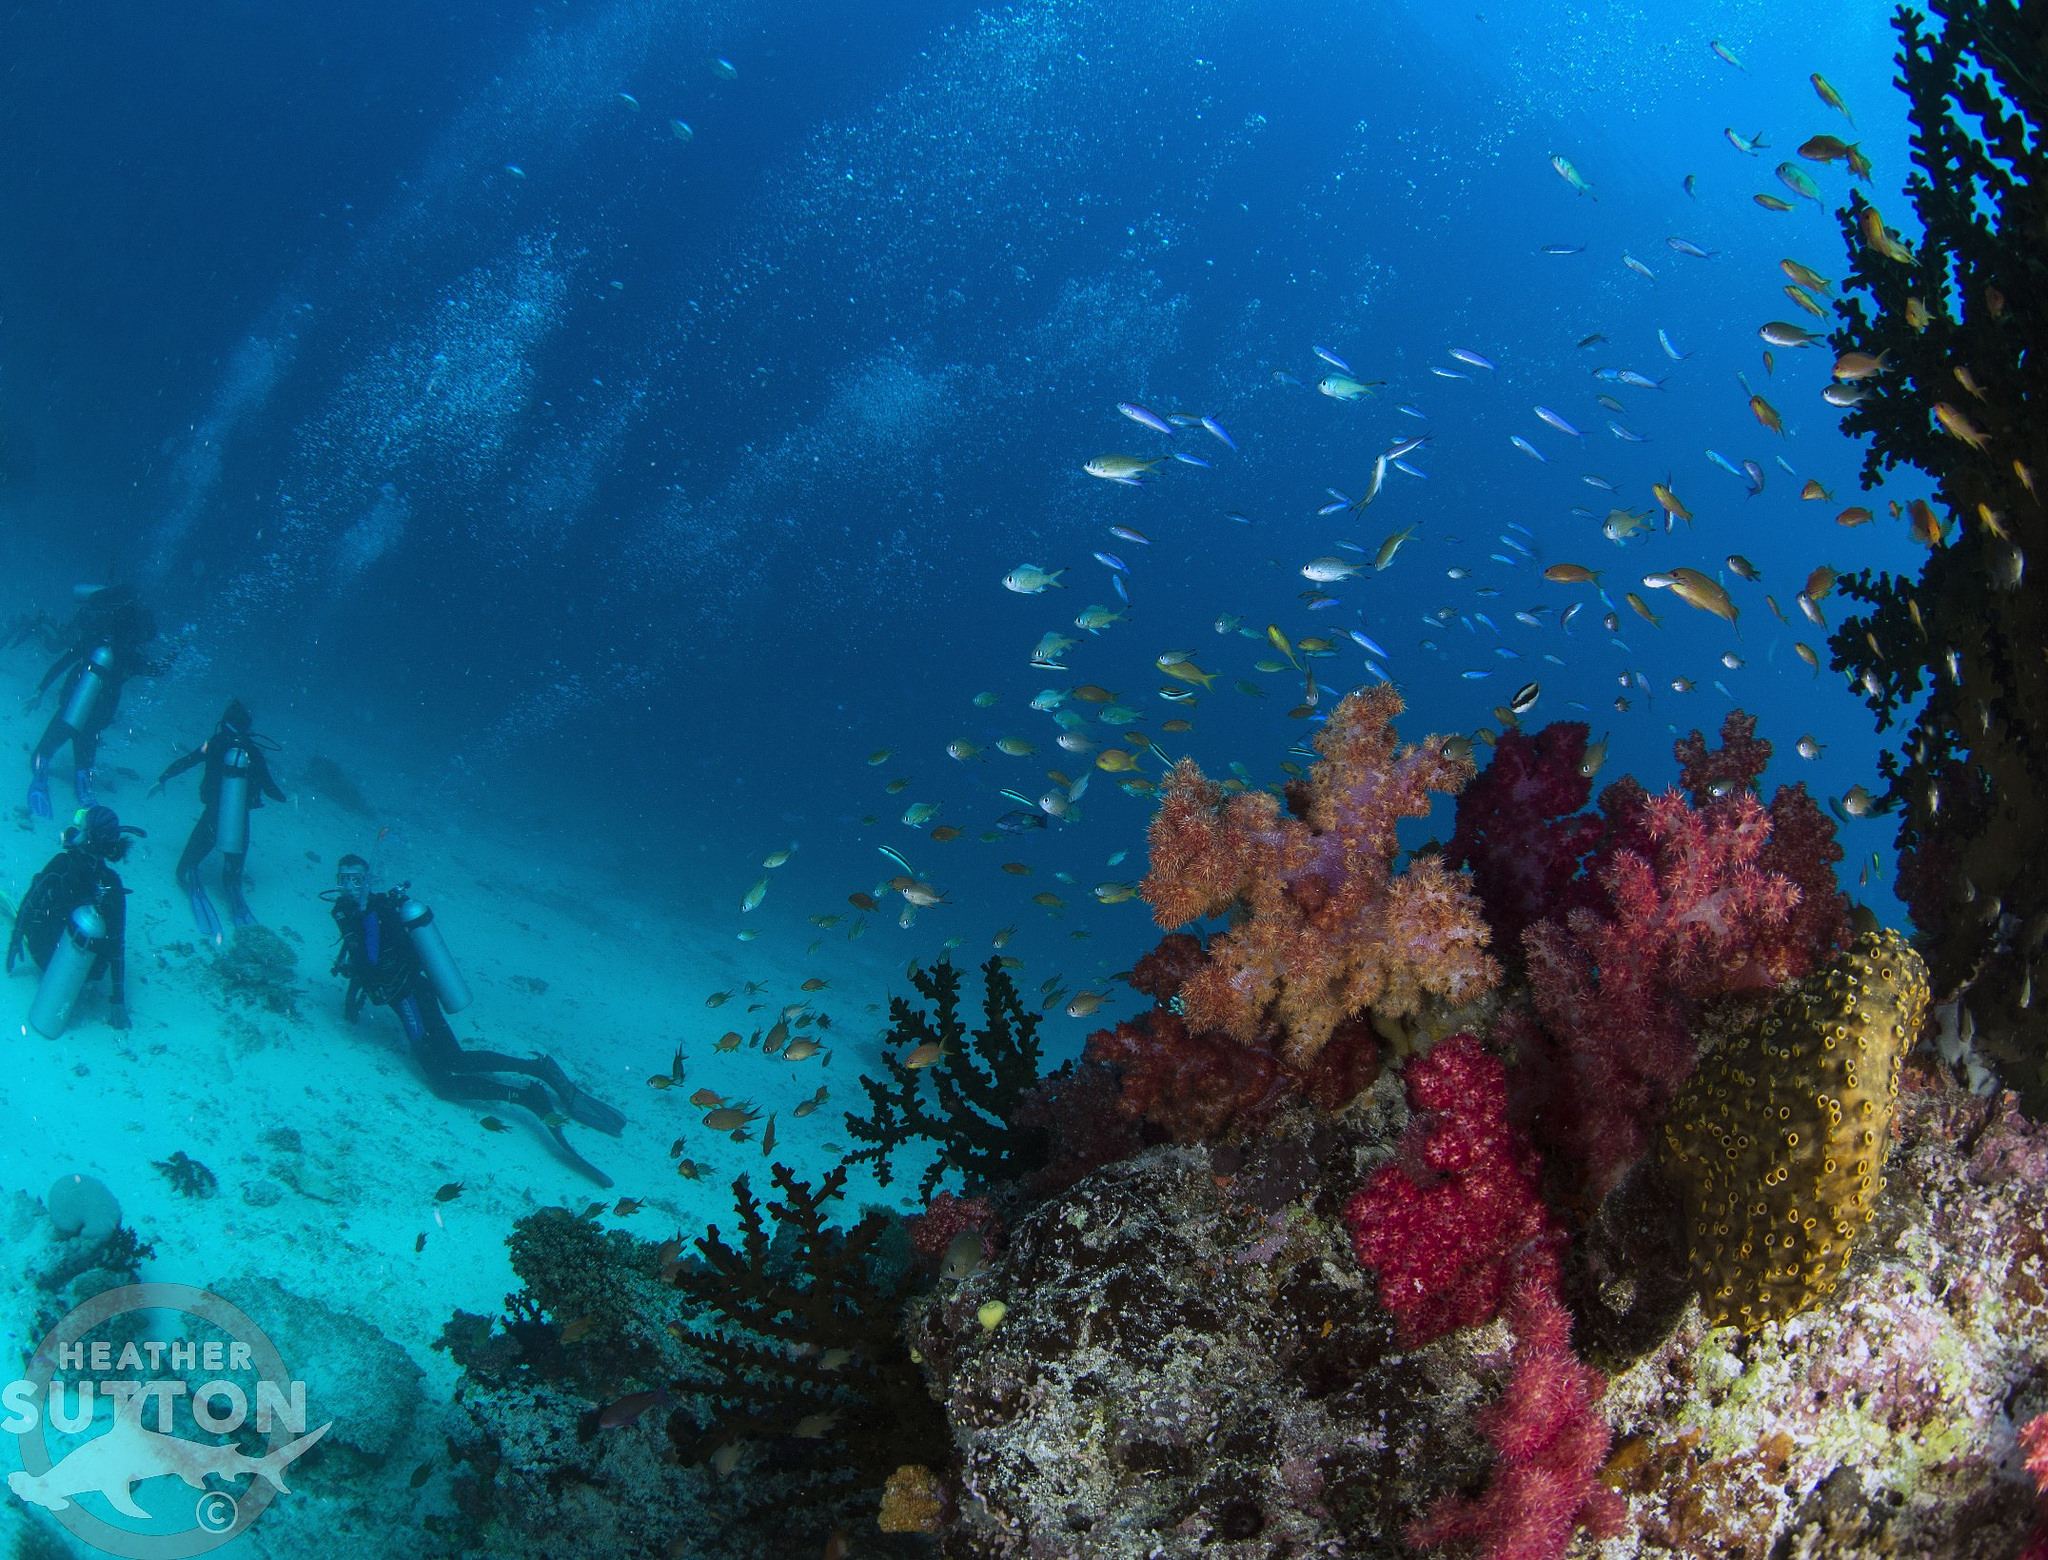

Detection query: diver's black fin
xmin=187 ymin=884 xmax=224 ymax=942
xmin=224 ymin=883 xmax=258 ymax=928
xmin=546 ymin=1119 xmax=614 ymax=1188
xmin=535 ymin=1054 xmax=626 ymax=1136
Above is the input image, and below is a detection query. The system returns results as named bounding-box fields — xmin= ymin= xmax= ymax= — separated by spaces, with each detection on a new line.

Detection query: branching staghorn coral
xmin=1140 ymin=683 xmax=1499 ymax=1068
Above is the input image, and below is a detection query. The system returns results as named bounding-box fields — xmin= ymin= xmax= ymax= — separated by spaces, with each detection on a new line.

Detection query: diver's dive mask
xmin=335 ymin=857 xmax=370 ymax=909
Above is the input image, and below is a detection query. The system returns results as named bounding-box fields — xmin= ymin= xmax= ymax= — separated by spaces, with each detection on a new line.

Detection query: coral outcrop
xmin=1660 ymin=929 xmax=1929 ymax=1330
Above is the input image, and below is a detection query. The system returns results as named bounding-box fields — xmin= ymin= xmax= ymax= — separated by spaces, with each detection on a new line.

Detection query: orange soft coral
xmin=1139 ymin=684 xmax=1500 ymax=1067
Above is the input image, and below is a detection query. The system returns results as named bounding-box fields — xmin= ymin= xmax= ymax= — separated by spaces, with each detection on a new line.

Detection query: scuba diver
xmin=325 ymin=856 xmax=625 ymax=1186
xmin=25 ymin=584 xmax=165 ymax=819
xmin=7 ymin=806 xmax=144 ymax=1034
xmin=151 ymin=699 xmax=287 ymax=939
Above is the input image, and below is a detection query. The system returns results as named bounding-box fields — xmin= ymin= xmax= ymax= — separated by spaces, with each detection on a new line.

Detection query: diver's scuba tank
xmin=215 ymin=743 xmax=253 ymax=855
xmin=398 ymin=897 xmax=472 ymax=1013
xmin=58 ymin=646 xmax=116 ymax=732
xmin=29 ymin=905 xmax=106 ymax=1039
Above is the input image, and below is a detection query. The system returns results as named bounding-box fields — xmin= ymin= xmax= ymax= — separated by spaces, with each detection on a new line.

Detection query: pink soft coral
xmin=1345 ymin=1036 xmax=1624 ymax=1559
xmin=1141 ymin=684 xmax=1499 ymax=1067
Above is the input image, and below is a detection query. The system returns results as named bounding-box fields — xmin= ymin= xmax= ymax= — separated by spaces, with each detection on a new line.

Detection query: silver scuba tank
xmin=59 ymin=646 xmax=116 ymax=732
xmin=216 ymin=744 xmax=253 ymax=855
xmin=398 ymin=897 xmax=472 ymax=1013
xmin=29 ymin=905 xmax=106 ymax=1039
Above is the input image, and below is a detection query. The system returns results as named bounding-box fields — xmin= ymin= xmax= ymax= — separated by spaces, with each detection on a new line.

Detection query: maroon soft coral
xmin=1083 ymin=1008 xmax=1290 ymax=1143
xmin=1444 ymin=721 xmax=1608 ymax=967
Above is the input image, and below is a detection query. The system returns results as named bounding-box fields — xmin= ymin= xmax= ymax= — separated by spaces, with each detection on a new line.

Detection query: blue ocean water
xmin=0 ymin=0 xmax=1933 ymax=1553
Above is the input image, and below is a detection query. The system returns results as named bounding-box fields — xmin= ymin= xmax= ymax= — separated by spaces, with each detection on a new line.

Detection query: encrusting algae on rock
xmin=1660 ymin=928 xmax=1929 ymax=1330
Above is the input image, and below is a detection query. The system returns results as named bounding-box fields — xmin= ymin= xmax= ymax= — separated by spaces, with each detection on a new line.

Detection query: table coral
xmin=1140 ymin=684 xmax=1498 ymax=1067
xmin=1660 ymin=928 xmax=1929 ymax=1331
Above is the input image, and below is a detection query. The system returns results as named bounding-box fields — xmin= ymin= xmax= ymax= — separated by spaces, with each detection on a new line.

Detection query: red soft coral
xmin=1083 ymin=1007 xmax=1290 ymax=1143
xmin=907 ymin=1193 xmax=1001 ymax=1268
xmin=1407 ymin=1276 xmax=1628 ymax=1560
xmin=1345 ymin=1035 xmax=1623 ymax=1559
xmin=1445 ymin=721 xmax=1609 ymax=966
xmin=1344 ymin=1036 xmax=1556 ymax=1348
xmin=1141 ymin=685 xmax=1499 ymax=1066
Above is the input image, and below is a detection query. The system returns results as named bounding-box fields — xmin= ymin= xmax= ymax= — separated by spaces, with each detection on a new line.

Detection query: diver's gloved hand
xmin=107 ymin=1001 xmax=130 ymax=1031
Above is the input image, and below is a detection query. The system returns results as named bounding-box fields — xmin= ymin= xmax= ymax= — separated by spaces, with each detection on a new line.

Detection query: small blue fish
xmin=1561 ymin=602 xmax=1583 ymax=630
xmin=1318 ymin=500 xmax=1350 ymax=516
xmin=1535 ymin=406 xmax=1583 ymax=438
xmin=1093 ymin=551 xmax=1129 ymax=573
xmin=1510 ymin=435 xmax=1548 ymax=463
xmin=1683 ymin=173 xmax=1698 ymax=197
xmin=1582 ymin=473 xmax=1617 ymax=491
xmin=1305 ymin=594 xmax=1342 ymax=611
xmin=1314 ymin=345 xmax=1352 ymax=372
xmin=1618 ymin=371 xmax=1665 ymax=390
xmin=1500 ymin=534 xmax=1533 ymax=555
xmin=1475 ymin=613 xmax=1500 ymax=633
xmin=1385 ymin=435 xmax=1431 ymax=460
xmin=1515 ymin=611 xmax=1543 ymax=627
xmin=1350 ymin=629 xmax=1389 ymax=657
xmin=1450 ymin=348 xmax=1496 ymax=370
xmin=1109 ymin=525 xmax=1151 ymax=544
xmin=1430 ymin=367 xmax=1471 ymax=380
xmin=1364 ymin=660 xmax=1390 ymax=680
xmin=1200 ymin=416 xmax=1236 ymax=451
xmin=1392 ymin=459 xmax=1427 ymax=478
xmin=1112 ymin=572 xmax=1130 ymax=604
xmin=1398 ymin=404 xmax=1428 ymax=419
xmin=1507 ymin=521 xmax=1535 ymax=536
xmin=1117 ymin=402 xmax=1176 ymax=436
xmin=1490 ymin=553 xmax=1517 ymax=565
xmin=1607 ymin=421 xmax=1647 ymax=442
xmin=1776 ymin=456 xmax=1798 ymax=475
xmin=1539 ymin=244 xmax=1587 ymax=255
xmin=1272 ymin=371 xmax=1303 ymax=387
xmin=1666 ymin=236 xmax=1716 ymax=259
xmin=1172 ymin=451 xmax=1211 ymax=468
xmin=1706 ymin=449 xmax=1744 ymax=478
xmin=1495 ymin=647 xmax=1522 ymax=659
xmin=1658 ymin=329 xmax=1690 ymax=361
xmin=1591 ymin=367 xmax=1625 ymax=383
xmin=1461 ymin=669 xmax=1491 ymax=680
xmin=1622 ymin=252 xmax=1656 ymax=282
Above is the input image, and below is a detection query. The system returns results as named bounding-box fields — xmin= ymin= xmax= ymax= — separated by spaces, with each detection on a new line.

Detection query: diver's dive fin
xmin=187 ymin=884 xmax=224 ymax=942
xmin=27 ymin=763 xmax=50 ymax=820
xmin=224 ymin=884 xmax=258 ymax=928
xmin=536 ymin=1054 xmax=626 ymax=1136
xmin=546 ymin=1120 xmax=614 ymax=1188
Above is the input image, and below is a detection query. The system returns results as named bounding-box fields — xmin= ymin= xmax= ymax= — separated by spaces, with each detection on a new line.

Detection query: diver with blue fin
xmin=151 ymin=699 xmax=287 ymax=940
xmin=7 ymin=806 xmax=143 ymax=1035
xmin=25 ymin=585 xmax=165 ymax=819
xmin=324 ymin=856 xmax=625 ymax=1186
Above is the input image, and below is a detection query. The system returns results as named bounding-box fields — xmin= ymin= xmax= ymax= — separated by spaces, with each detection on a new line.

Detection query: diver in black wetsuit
xmin=152 ymin=700 xmax=287 ymax=939
xmin=25 ymin=585 xmax=165 ymax=819
xmin=325 ymin=856 xmax=624 ymax=1186
xmin=7 ymin=806 xmax=144 ymax=1031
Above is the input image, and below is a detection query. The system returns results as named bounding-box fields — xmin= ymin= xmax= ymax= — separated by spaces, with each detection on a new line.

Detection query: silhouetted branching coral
xmin=1825 ymin=0 xmax=2048 ymax=1105
xmin=665 ymin=1162 xmax=947 ymax=1494
xmin=844 ymin=956 xmax=1049 ymax=1198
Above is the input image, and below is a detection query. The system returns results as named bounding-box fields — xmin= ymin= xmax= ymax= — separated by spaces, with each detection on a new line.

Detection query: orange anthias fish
xmin=1750 ymin=395 xmax=1784 ymax=434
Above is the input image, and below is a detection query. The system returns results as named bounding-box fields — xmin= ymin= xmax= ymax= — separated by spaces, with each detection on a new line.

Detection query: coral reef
xmin=1141 ymin=684 xmax=1498 ymax=1066
xmin=152 ymin=1149 xmax=219 ymax=1199
xmin=1346 ymin=1036 xmax=1624 ymax=1558
xmin=910 ymin=1065 xmax=2048 ymax=1558
xmin=213 ymin=922 xmax=302 ymax=1015
xmin=1661 ymin=929 xmax=1929 ymax=1330
xmin=1824 ymin=0 xmax=2048 ymax=1108
xmin=1503 ymin=713 xmax=1850 ymax=1195
xmin=665 ymin=1163 xmax=948 ymax=1492
xmin=844 ymin=957 xmax=1050 ymax=1199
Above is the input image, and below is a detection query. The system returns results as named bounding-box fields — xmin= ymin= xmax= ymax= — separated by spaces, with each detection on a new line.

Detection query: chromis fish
xmin=1604 ymin=508 xmax=1654 ymax=542
xmin=741 ymin=878 xmax=768 ymax=913
xmin=1084 ymin=454 xmax=1162 ymax=485
xmin=1776 ymin=162 xmax=1823 ymax=204
xmin=1760 ymin=321 xmax=1822 ymax=348
xmin=1549 ymin=153 xmax=1594 ymax=198
xmin=1302 ymin=556 xmax=1364 ymax=583
xmin=1074 ymin=604 xmax=1124 ymax=632
xmin=1030 ymin=631 xmax=1078 ymax=668
xmin=1003 ymin=564 xmax=1066 ymax=594
xmin=1317 ymin=375 xmax=1383 ymax=401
